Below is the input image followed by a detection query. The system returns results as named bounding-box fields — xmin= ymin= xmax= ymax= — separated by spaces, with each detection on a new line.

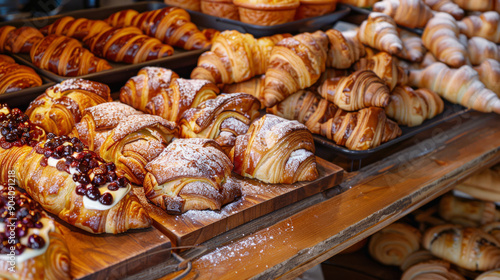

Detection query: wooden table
xmin=131 ymin=111 xmax=500 ymax=279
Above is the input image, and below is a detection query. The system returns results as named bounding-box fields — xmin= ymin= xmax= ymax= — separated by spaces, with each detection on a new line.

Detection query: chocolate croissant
xmin=0 ymin=26 xmax=43 ymax=54
xmin=263 ymin=31 xmax=329 ymax=107
xmin=29 ymin=34 xmax=112 ymax=77
xmin=83 ymin=26 xmax=174 ymax=64
xmin=438 ymin=194 xmax=500 ymax=227
xmin=0 ymin=55 xmax=42 ymax=94
xmin=325 ymin=29 xmax=365 ymax=69
xmin=373 ymin=0 xmax=434 ymax=28
xmin=143 ymin=138 xmax=241 ymax=214
xmin=26 ymin=79 xmax=112 ymax=136
xmin=145 ymin=78 xmax=219 ymax=123
xmin=230 ymin=114 xmax=318 ymax=184
xmin=317 ymin=70 xmax=391 ymax=111
xmin=0 ymin=185 xmax=71 ymax=280
xmin=422 ymin=224 xmax=500 ymax=271
xmin=40 ymin=16 xmax=111 ymax=40
xmin=459 ymin=12 xmax=500 ymax=43
xmin=120 ymin=67 xmax=179 ymax=112
xmin=179 ymin=93 xmax=261 ymax=153
xmin=358 ymin=12 xmax=403 ymax=55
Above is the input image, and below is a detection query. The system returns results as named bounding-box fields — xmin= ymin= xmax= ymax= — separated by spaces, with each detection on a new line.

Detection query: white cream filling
xmin=0 ymin=217 xmax=54 ymax=263
xmin=83 ymin=183 xmax=131 ymax=211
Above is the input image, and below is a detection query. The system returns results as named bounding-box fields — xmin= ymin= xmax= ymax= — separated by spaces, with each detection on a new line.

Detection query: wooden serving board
xmin=135 ymin=157 xmax=343 ymax=246
xmin=58 ymin=221 xmax=172 ymax=280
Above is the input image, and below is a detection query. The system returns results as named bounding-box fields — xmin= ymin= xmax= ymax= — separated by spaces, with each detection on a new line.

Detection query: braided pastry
xmin=373 ymin=0 xmax=434 ymax=28
xmin=0 ymin=55 xmax=42 ymax=94
xmin=438 ymin=194 xmax=500 ymax=227
xmin=325 ymin=29 xmax=365 ymax=69
xmin=0 ymin=26 xmax=43 ymax=54
xmin=40 ymin=16 xmax=111 ymax=40
xmin=230 ymin=114 xmax=318 ymax=184
xmin=30 ymin=34 xmax=112 ymax=77
xmin=358 ymin=12 xmax=403 ymax=55
xmin=458 ymin=11 xmax=500 ymax=43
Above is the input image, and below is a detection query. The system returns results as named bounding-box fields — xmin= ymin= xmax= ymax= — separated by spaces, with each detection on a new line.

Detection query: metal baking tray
xmin=188 ymin=5 xmax=351 ymax=37
xmin=313 ymin=101 xmax=471 ymax=167
xmin=1 ymin=2 xmax=207 ymax=85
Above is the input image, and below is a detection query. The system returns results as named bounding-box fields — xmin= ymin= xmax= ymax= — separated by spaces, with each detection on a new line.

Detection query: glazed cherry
xmin=27 ymin=234 xmax=45 ymax=249
xmin=75 ymin=185 xmax=86 ymax=195
xmin=107 ymin=182 xmax=119 ymax=191
xmin=99 ymin=193 xmax=113 ymax=205
xmin=86 ymin=186 xmax=101 ymax=201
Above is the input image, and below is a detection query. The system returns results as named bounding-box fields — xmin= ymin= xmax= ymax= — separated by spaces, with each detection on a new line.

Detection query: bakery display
xmin=0 ymin=26 xmax=43 ymax=54
xmin=373 ymin=0 xmax=434 ymax=29
xmin=40 ymin=16 xmax=111 ymax=40
xmin=233 ymin=0 xmax=301 ymax=26
xmin=358 ymin=12 xmax=403 ymax=55
xmin=458 ymin=11 xmax=500 ymax=43
xmin=0 ymin=55 xmax=42 ymax=94
xmin=0 ymin=185 xmax=72 ymax=280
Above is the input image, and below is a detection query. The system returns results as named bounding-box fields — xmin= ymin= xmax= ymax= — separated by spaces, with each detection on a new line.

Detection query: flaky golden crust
xmin=458 ymin=12 xmax=500 ymax=43
xmin=325 ymin=29 xmax=365 ymax=69
xmin=455 ymin=168 xmax=500 ymax=202
xmin=222 ymin=75 xmax=266 ymax=108
xmin=477 ymin=268 xmax=500 ymax=280
xmin=468 ymin=37 xmax=500 ymax=66
xmin=40 ymin=16 xmax=111 ymax=40
xmin=474 ymin=59 xmax=500 ymax=97
xmin=0 ymin=55 xmax=42 ymax=94
xmin=0 ymin=26 xmax=43 ymax=54
xmin=201 ymin=0 xmax=239 ymax=20
xmin=373 ymin=0 xmax=433 ymax=28
xmin=105 ymin=9 xmax=139 ymax=28
xmin=358 ymin=12 xmax=403 ymax=55
xmin=438 ymin=194 xmax=500 ymax=227
xmin=453 ymin=0 xmax=500 ymax=13
xmin=234 ymin=0 xmax=300 ymax=25
xmin=423 ymin=0 xmax=464 ymax=20
xmin=231 ymin=114 xmax=318 ymax=184
xmin=398 ymin=29 xmax=426 ymax=63
xmin=355 ymin=51 xmax=408 ymax=90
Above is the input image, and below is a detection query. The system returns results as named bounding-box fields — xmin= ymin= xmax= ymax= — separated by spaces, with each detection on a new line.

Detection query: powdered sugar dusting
xmin=256 ymin=114 xmax=307 ymax=148
xmin=176 ymin=78 xmax=214 ymax=107
xmin=143 ymin=67 xmax=177 ymax=92
xmin=85 ymin=102 xmax=142 ymax=129
xmin=220 ymin=117 xmax=249 ymax=135
xmin=111 ymin=114 xmax=176 ymax=142
xmin=48 ymin=78 xmax=110 ymax=98
xmin=285 ymin=149 xmax=314 ymax=175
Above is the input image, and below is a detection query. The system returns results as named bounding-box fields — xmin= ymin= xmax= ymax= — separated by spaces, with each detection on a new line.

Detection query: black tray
xmin=337 ymin=3 xmax=423 ymax=35
xmin=1 ymin=2 xmax=207 ymax=85
xmin=313 ymin=101 xmax=471 ymax=164
xmin=188 ymin=5 xmax=351 ymax=37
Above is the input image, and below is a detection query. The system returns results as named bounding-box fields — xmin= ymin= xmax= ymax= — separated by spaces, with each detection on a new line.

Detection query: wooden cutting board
xmin=135 ymin=157 xmax=343 ymax=246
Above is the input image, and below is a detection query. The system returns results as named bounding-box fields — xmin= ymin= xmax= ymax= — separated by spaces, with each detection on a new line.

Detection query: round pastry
xmin=0 ymin=185 xmax=71 ymax=280
xmin=201 ymin=0 xmax=240 ymax=20
xmin=233 ymin=0 xmax=300 ymax=26
xmin=295 ymin=0 xmax=337 ymax=20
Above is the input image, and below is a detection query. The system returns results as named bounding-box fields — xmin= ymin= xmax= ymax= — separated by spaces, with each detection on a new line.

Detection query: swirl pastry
xmin=144 ymin=138 xmax=241 ymax=214
xmin=180 ymin=93 xmax=261 ymax=153
xmin=263 ymin=31 xmax=328 ymax=107
xmin=26 ymin=79 xmax=112 ymax=136
xmin=438 ymin=194 xmax=500 ymax=227
xmin=84 ymin=26 xmax=174 ymax=64
xmin=230 ymin=114 xmax=318 ymax=184
xmin=191 ymin=31 xmax=290 ymax=85
xmin=385 ymin=86 xmax=444 ymax=127
xmin=373 ymin=0 xmax=434 ymax=29
xmin=358 ymin=12 xmax=403 ymax=55
xmin=30 ymin=34 xmax=112 ymax=77
xmin=0 ymin=26 xmax=43 ymax=54
xmin=0 ymin=55 xmax=42 ymax=94
xmin=0 ymin=185 xmax=71 ymax=280
xmin=120 ymin=67 xmax=179 ymax=113
xmin=401 ymin=260 xmax=466 ymax=280
xmin=423 ymin=224 xmax=500 ymax=271
xmin=325 ymin=29 xmax=365 ymax=69
xmin=368 ymin=222 xmax=422 ymax=266
xmin=458 ymin=11 xmax=500 ymax=44
xmin=40 ymin=16 xmax=111 ymax=40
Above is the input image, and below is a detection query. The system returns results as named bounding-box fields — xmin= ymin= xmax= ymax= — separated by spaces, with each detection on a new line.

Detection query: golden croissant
xmin=105 ymin=9 xmax=139 ymax=27
xmin=373 ymin=0 xmax=434 ymax=28
xmin=458 ymin=11 xmax=500 ymax=44
xmin=467 ymin=36 xmax=500 ymax=66
xmin=401 ymin=260 xmax=466 ymax=280
xmin=26 ymin=79 xmax=112 ymax=136
xmin=453 ymin=0 xmax=500 ymax=13
xmin=191 ymin=30 xmax=290 ymax=85
xmin=0 ymin=185 xmax=71 ymax=280
xmin=40 ymin=16 xmax=111 ymax=40
xmin=143 ymin=138 xmax=241 ymax=214
xmin=353 ymin=51 xmax=407 ymax=90
xmin=230 ymin=114 xmax=318 ymax=184
xmin=29 ymin=34 xmax=112 ymax=77
xmin=222 ymin=75 xmax=266 ymax=108
xmin=385 ymin=86 xmax=444 ymax=127
xmin=423 ymin=0 xmax=464 ymax=20
xmin=438 ymin=194 xmax=500 ymax=227
xmin=409 ymin=62 xmax=500 ymax=114
xmin=263 ymin=31 xmax=329 ymax=108
xmin=455 ymin=167 xmax=500 ymax=203
xmin=0 ymin=26 xmax=43 ymax=54
xmin=146 ymin=78 xmax=219 ymax=123
xmin=398 ymin=29 xmax=426 ymax=63
xmin=0 ymin=55 xmax=42 ymax=94
xmin=423 ymin=224 xmax=500 ymax=271
xmin=120 ymin=67 xmax=179 ymax=112
xmin=474 ymin=59 xmax=500 ymax=97
xmin=358 ymin=12 xmax=403 ymax=55
xmin=318 ymin=70 xmax=391 ymax=111
xmin=325 ymin=29 xmax=365 ymax=69
xmin=422 ymin=12 xmax=468 ymax=68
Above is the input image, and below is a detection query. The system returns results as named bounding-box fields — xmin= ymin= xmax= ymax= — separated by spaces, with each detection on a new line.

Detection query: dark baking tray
xmin=337 ymin=3 xmax=423 ymax=35
xmin=188 ymin=5 xmax=351 ymax=37
xmin=1 ymin=2 xmax=207 ymax=85
xmin=313 ymin=101 xmax=471 ymax=164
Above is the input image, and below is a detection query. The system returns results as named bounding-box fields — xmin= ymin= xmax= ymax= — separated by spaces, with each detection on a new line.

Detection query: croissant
xmin=353 ymin=51 xmax=407 ymax=90
xmin=222 ymin=75 xmax=266 ymax=108
xmin=0 ymin=55 xmax=42 ymax=94
xmin=83 ymin=26 xmax=174 ymax=64
xmin=409 ymin=62 xmax=500 ymax=114
xmin=474 ymin=59 xmax=500 ymax=96
xmin=338 ymin=0 xmax=379 ymax=8
xmin=358 ymin=12 xmax=403 ymax=55
xmin=468 ymin=37 xmax=500 ymax=66
xmin=267 ymin=90 xmax=338 ymax=132
xmin=477 ymin=268 xmax=500 ymax=280
xmin=438 ymin=194 xmax=500 ymax=227
xmin=105 ymin=9 xmax=139 ymax=27
xmin=143 ymin=138 xmax=241 ymax=214
xmin=313 ymin=107 xmax=402 ymax=150
xmin=179 ymin=93 xmax=261 ymax=153
xmin=191 ymin=30 xmax=290 ymax=85
xmin=0 ymin=26 xmax=43 ymax=54
xmin=373 ymin=0 xmax=434 ymax=29
xmin=399 ymin=250 xmax=438 ymax=272
xmin=26 ymin=79 xmax=112 ymax=136
xmin=230 ymin=114 xmax=318 ymax=184
xmin=422 ymin=224 xmax=500 ymax=271
xmin=145 ymin=78 xmax=219 ymax=123
xmin=422 ymin=13 xmax=468 ymax=68
xmin=482 ymin=223 xmax=500 ymax=243
xmin=423 ymin=0 xmax=464 ymax=20
xmin=325 ymin=29 xmax=366 ymax=69
xmin=368 ymin=222 xmax=422 ymax=266
xmin=0 ymin=186 xmax=71 ymax=280
xmin=458 ymin=12 xmax=500 ymax=44
xmin=397 ymin=29 xmax=426 ymax=63
xmin=385 ymin=86 xmax=444 ymax=127
xmin=29 ymin=34 xmax=112 ymax=77
xmin=40 ymin=16 xmax=111 ymax=40
xmin=453 ymin=0 xmax=500 ymax=13
xmin=317 ymin=70 xmax=391 ymax=111
xmin=263 ymin=31 xmax=328 ymax=107
xmin=455 ymin=168 xmax=500 ymax=202
xmin=401 ymin=260 xmax=466 ymax=280
xmin=120 ymin=67 xmax=179 ymax=112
